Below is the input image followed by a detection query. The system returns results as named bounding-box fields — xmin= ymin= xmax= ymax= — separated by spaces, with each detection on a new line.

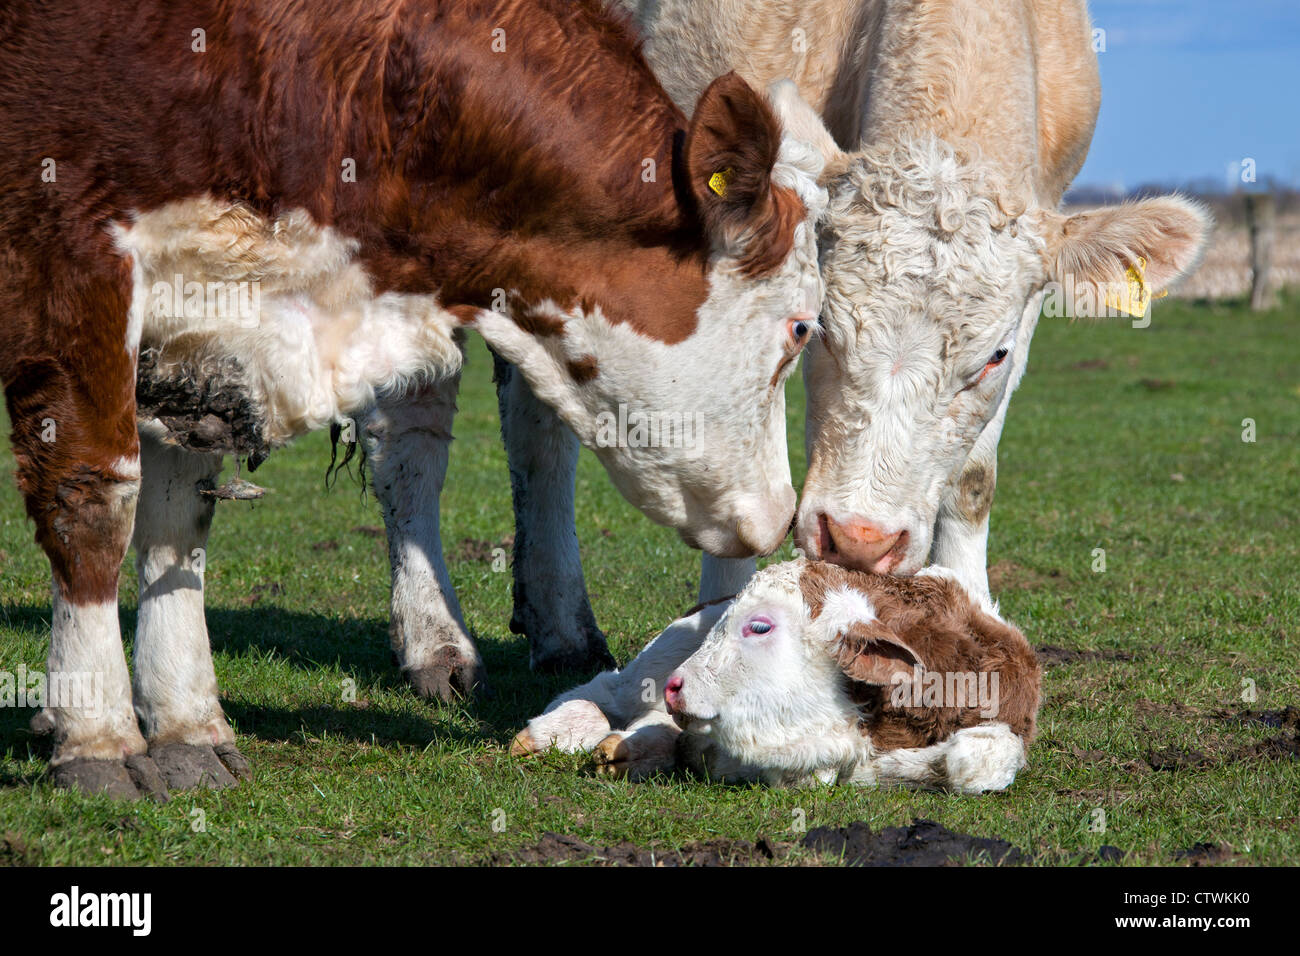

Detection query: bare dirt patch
xmin=988 ymin=560 xmax=1059 ymax=592
xmin=452 ymin=535 xmax=515 ymax=563
xmin=1036 ymin=645 xmax=1135 ymax=667
xmin=803 ymin=819 xmax=1027 ymax=866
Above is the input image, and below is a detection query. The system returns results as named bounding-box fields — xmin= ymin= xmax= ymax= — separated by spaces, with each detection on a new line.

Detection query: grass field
xmin=1 ymin=293 xmax=1298 ymax=866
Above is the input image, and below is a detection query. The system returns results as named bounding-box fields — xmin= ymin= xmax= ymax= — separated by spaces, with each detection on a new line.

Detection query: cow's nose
xmin=664 ymin=674 xmax=685 ymax=714
xmin=817 ymin=514 xmax=908 ymax=573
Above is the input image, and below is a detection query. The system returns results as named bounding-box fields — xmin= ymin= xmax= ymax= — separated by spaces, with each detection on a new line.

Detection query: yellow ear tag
xmin=1104 ymin=256 xmax=1164 ymax=318
xmin=708 ymin=167 xmax=734 ymax=197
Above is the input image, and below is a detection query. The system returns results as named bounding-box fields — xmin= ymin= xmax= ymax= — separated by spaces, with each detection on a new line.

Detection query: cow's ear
xmin=766 ymin=80 xmax=850 ymax=182
xmin=684 ymin=71 xmax=805 ymax=277
xmin=832 ymin=620 xmax=924 ymax=687
xmin=1040 ymin=195 xmax=1211 ymax=298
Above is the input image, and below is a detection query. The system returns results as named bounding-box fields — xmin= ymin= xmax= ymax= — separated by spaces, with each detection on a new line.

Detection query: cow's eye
xmin=743 ymin=616 xmax=774 ymax=637
xmin=787 ymin=315 xmax=815 ymax=348
xmin=975 ymin=346 xmax=1010 ymax=383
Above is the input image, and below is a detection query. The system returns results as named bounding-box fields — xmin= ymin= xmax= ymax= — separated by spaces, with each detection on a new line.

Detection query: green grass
xmin=2 ymin=293 xmax=1298 ymax=865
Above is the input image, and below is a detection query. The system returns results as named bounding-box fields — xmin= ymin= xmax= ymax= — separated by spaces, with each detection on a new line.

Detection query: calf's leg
xmin=367 ymin=370 xmax=486 ymax=700
xmin=491 ymin=351 xmax=613 ymax=672
xmin=131 ymin=422 xmax=247 ymax=789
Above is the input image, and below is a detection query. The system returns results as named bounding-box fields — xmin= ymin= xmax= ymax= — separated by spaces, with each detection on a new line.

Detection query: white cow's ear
xmin=1039 ymin=195 xmax=1212 ymax=297
xmin=831 ymin=620 xmax=924 ymax=687
xmin=766 ymin=79 xmax=851 ymax=182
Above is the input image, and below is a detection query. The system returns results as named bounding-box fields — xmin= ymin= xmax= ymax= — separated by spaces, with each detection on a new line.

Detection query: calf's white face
xmin=771 ymin=90 xmax=1212 ymax=574
xmin=666 ymin=562 xmax=867 ymax=778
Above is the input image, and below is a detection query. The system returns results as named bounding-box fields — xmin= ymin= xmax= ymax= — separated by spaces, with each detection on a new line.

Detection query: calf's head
xmin=473 ymin=75 xmax=826 ymax=558
xmin=769 ymin=86 xmax=1210 ymax=573
xmin=666 ymin=560 xmax=926 ymax=778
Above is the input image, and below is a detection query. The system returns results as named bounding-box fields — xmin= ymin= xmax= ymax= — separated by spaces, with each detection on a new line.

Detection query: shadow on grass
xmin=1 ymin=600 xmax=604 ymax=770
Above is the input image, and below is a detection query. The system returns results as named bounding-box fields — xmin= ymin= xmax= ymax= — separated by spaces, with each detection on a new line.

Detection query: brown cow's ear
xmin=684 ymin=71 xmax=804 ymax=278
xmin=832 ymin=620 xmax=924 ymax=687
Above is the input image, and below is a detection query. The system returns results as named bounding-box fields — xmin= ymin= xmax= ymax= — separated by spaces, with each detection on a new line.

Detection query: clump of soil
xmin=802 ymin=819 xmax=1027 ymax=866
xmin=244 ymin=582 xmax=285 ymax=605
xmin=1174 ymin=842 xmax=1241 ymax=866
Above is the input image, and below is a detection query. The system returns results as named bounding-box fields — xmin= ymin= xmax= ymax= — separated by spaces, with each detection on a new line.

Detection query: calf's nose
xmin=817 ymin=514 xmax=908 ymax=574
xmin=663 ymin=674 xmax=685 ymax=714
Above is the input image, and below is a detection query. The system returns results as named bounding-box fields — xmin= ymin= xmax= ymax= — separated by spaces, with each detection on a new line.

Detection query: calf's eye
xmin=743 ymin=616 xmax=774 ymax=637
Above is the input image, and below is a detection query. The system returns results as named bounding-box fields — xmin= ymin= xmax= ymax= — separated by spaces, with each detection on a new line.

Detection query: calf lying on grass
xmin=512 ymin=560 xmax=1041 ymax=793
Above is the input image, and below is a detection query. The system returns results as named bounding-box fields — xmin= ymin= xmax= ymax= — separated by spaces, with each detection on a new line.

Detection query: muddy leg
xmin=491 ymin=351 xmax=613 ymax=672
xmin=367 ymin=369 xmax=486 ymax=701
xmin=131 ymin=422 xmax=247 ymax=791
xmin=3 ymin=265 xmax=149 ymax=798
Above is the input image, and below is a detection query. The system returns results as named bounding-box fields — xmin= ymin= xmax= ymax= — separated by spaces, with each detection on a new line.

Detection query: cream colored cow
xmin=480 ymin=0 xmax=1210 ymax=656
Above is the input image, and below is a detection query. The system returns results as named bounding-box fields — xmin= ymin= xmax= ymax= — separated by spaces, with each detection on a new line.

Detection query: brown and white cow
xmin=513 ymin=559 xmax=1041 ymax=793
xmin=470 ymin=0 xmax=1211 ymax=666
xmin=0 ymin=0 xmax=827 ymax=796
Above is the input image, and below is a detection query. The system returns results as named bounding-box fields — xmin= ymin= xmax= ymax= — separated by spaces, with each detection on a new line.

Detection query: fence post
xmin=1245 ymin=193 xmax=1277 ymax=311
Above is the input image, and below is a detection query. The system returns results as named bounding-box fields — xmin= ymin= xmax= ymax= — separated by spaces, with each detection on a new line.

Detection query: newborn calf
xmin=512 ymin=560 xmax=1041 ymax=793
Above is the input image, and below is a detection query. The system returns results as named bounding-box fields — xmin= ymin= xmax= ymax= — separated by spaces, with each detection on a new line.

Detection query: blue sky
xmin=1077 ymin=0 xmax=1300 ymax=190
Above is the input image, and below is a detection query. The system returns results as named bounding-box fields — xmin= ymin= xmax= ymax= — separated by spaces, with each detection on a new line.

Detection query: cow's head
xmin=665 ymin=561 xmax=882 ymax=778
xmin=473 ymin=74 xmax=827 ymax=558
xmin=769 ymin=83 xmax=1210 ymax=574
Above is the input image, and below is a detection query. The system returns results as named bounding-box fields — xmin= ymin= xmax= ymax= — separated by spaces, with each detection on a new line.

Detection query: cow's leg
xmin=931 ymin=441 xmax=997 ymax=604
xmin=366 ymin=370 xmax=485 ymax=701
xmin=130 ymin=422 xmax=247 ymax=790
xmin=3 ymin=266 xmax=151 ymax=798
xmin=698 ymin=553 xmax=756 ymax=604
xmin=491 ymin=351 xmax=613 ymax=672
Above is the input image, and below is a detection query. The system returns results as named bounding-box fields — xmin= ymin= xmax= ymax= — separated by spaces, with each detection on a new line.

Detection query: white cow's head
xmin=769 ymin=84 xmax=1211 ymax=573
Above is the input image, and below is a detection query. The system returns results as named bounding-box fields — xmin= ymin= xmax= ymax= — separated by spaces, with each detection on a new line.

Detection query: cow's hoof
xmin=29 ymin=709 xmax=56 ymax=736
xmin=509 ymin=728 xmax=538 ymax=756
xmin=406 ymin=647 xmax=489 ymax=702
xmin=124 ymin=754 xmax=170 ymax=803
xmin=215 ymin=742 xmax=253 ymax=782
xmin=51 ymin=758 xmax=142 ymax=800
xmin=149 ymin=743 xmax=239 ymax=790
xmin=530 ymin=637 xmax=617 ymax=675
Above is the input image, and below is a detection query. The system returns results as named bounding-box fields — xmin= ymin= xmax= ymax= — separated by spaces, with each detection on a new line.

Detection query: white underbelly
xmin=113 ymin=196 xmax=463 ymax=445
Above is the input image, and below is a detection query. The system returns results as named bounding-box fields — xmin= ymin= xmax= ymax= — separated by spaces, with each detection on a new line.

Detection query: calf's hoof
xmin=51 ymin=758 xmax=143 ymax=800
xmin=509 ymin=728 xmax=538 ymax=757
xmin=405 ymin=646 xmax=489 ymax=703
xmin=591 ymin=731 xmax=676 ymax=782
xmin=149 ymin=743 xmax=242 ymax=790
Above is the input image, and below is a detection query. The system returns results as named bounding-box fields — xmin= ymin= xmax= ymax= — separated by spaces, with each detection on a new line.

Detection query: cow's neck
xmin=814 ymin=0 xmax=1095 ymax=207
